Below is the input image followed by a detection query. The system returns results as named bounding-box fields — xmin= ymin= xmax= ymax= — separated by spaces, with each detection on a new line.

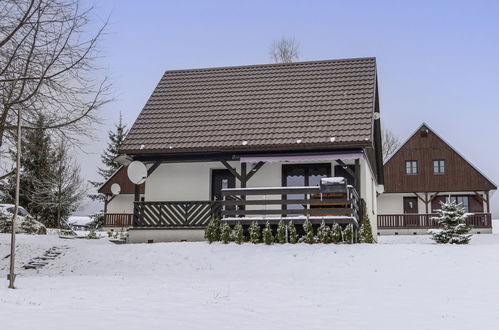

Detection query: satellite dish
xmin=127 ymin=161 xmax=147 ymax=185
xmin=110 ymin=183 xmax=121 ymax=195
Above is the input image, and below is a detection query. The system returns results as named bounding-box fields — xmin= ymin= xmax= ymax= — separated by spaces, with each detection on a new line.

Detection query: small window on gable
xmin=405 ymin=160 xmax=418 ymax=175
xmin=433 ymin=160 xmax=445 ymax=174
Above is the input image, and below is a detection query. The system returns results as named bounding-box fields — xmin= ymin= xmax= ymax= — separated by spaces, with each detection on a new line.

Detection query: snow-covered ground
xmin=1 ymin=233 xmax=499 ymax=330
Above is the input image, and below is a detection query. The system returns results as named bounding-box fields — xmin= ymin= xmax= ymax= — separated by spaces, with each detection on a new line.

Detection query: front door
xmin=211 ymin=169 xmax=235 ymax=201
xmin=403 ymin=197 xmax=419 ymax=226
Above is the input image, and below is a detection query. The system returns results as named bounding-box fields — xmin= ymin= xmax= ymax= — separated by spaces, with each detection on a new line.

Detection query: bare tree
xmin=0 ymin=0 xmax=111 ymax=165
xmin=269 ymin=36 xmax=300 ymax=63
xmin=382 ymin=128 xmax=401 ymax=161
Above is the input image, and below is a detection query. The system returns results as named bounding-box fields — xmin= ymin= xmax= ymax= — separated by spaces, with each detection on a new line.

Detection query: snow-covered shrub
xmin=330 ymin=223 xmax=343 ymax=243
xmin=262 ymin=222 xmax=274 ymax=245
xmin=288 ymin=221 xmax=298 ymax=244
xmin=88 ymin=212 xmax=104 ymax=229
xmin=233 ymin=222 xmax=244 ymax=244
xmin=249 ymin=221 xmax=261 ymax=244
xmin=86 ymin=229 xmax=99 ymax=239
xmin=277 ymin=220 xmax=286 ymax=243
xmin=221 ymin=223 xmax=232 ymax=244
xmin=107 ymin=230 xmax=113 ymax=238
xmin=343 ymin=224 xmax=353 ymax=244
xmin=303 ymin=219 xmax=314 ymax=244
xmin=205 ymin=217 xmax=221 ymax=243
xmin=359 ymin=215 xmax=374 ymax=243
xmin=19 ymin=215 xmax=42 ymax=234
xmin=430 ymin=200 xmax=472 ymax=244
xmin=0 ymin=214 xmax=12 ymax=233
xmin=317 ymin=220 xmax=332 ymax=243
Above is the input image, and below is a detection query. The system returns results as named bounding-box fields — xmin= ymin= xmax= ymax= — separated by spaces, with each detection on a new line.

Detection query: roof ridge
xmin=163 ymin=57 xmax=376 ymax=74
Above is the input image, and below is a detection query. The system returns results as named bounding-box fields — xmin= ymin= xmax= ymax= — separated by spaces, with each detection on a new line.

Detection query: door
xmin=211 ymin=169 xmax=235 ymax=201
xmin=403 ymin=197 xmax=419 ymax=227
xmin=282 ymin=164 xmax=331 ymax=211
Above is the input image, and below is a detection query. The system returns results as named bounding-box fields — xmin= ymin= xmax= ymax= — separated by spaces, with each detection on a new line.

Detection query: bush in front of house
xmin=277 ymin=220 xmax=286 ymax=244
xmin=205 ymin=217 xmax=221 ymax=243
xmin=288 ymin=221 xmax=298 ymax=244
xmin=430 ymin=200 xmax=472 ymax=244
xmin=262 ymin=221 xmax=274 ymax=245
xmin=359 ymin=215 xmax=375 ymax=243
xmin=317 ymin=220 xmax=332 ymax=243
xmin=233 ymin=222 xmax=244 ymax=244
xmin=343 ymin=224 xmax=353 ymax=244
xmin=330 ymin=223 xmax=343 ymax=243
xmin=303 ymin=219 xmax=314 ymax=244
xmin=221 ymin=223 xmax=232 ymax=244
xmin=249 ymin=221 xmax=261 ymax=244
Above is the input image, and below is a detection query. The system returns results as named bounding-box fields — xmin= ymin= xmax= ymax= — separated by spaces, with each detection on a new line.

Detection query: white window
xmin=433 ymin=160 xmax=445 ymax=174
xmin=405 ymin=160 xmax=418 ymax=175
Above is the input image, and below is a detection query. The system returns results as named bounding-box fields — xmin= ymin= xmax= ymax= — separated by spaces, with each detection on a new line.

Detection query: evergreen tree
xmin=89 ymin=114 xmax=128 ymax=201
xmin=430 ymin=200 xmax=472 ymax=244
xmin=233 ymin=222 xmax=244 ymax=244
xmin=288 ymin=221 xmax=298 ymax=244
xmin=31 ymin=140 xmax=86 ymax=227
xmin=277 ymin=220 xmax=286 ymax=244
xmin=303 ymin=218 xmax=314 ymax=244
xmin=330 ymin=223 xmax=343 ymax=243
xmin=359 ymin=215 xmax=375 ymax=243
xmin=204 ymin=217 xmax=221 ymax=243
xmin=221 ymin=222 xmax=232 ymax=244
xmin=343 ymin=224 xmax=353 ymax=244
xmin=317 ymin=220 xmax=332 ymax=243
xmin=1 ymin=115 xmax=54 ymax=223
xmin=249 ymin=221 xmax=261 ymax=244
xmin=262 ymin=222 xmax=274 ymax=245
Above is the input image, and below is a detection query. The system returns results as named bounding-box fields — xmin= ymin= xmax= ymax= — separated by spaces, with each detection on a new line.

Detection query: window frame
xmin=405 ymin=160 xmax=418 ymax=175
xmin=433 ymin=159 xmax=446 ymax=175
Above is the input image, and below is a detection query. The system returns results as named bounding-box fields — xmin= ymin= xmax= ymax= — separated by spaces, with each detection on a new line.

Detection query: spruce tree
xmin=89 ymin=113 xmax=128 ymax=201
xmin=205 ymin=217 xmax=221 ymax=243
xmin=288 ymin=221 xmax=298 ymax=244
xmin=330 ymin=223 xmax=343 ymax=243
xmin=317 ymin=220 xmax=332 ymax=243
xmin=303 ymin=218 xmax=314 ymax=244
xmin=343 ymin=224 xmax=353 ymax=244
xmin=430 ymin=200 xmax=472 ymax=244
xmin=249 ymin=221 xmax=261 ymax=244
xmin=233 ymin=222 xmax=244 ymax=244
xmin=277 ymin=220 xmax=286 ymax=243
xmin=359 ymin=215 xmax=375 ymax=243
xmin=1 ymin=115 xmax=54 ymax=223
xmin=262 ymin=222 xmax=274 ymax=245
xmin=221 ymin=223 xmax=232 ymax=244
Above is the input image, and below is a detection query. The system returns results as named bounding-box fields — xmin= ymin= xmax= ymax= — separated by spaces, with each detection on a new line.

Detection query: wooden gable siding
xmin=98 ymin=166 xmax=145 ymax=195
xmin=383 ymin=125 xmax=496 ymax=193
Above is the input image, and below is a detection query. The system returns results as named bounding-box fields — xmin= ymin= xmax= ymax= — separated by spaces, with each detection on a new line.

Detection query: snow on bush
xmin=204 ymin=217 xmax=220 ymax=243
xmin=317 ymin=220 xmax=332 ymax=243
xmin=359 ymin=215 xmax=375 ymax=243
xmin=262 ymin=221 xmax=274 ymax=245
xmin=233 ymin=222 xmax=244 ymax=244
xmin=430 ymin=200 xmax=472 ymax=244
xmin=288 ymin=221 xmax=298 ymax=244
xmin=221 ymin=223 xmax=232 ymax=244
xmin=249 ymin=221 xmax=261 ymax=244
xmin=276 ymin=220 xmax=286 ymax=243
xmin=343 ymin=224 xmax=353 ymax=244
xmin=331 ymin=222 xmax=343 ymax=243
xmin=303 ymin=218 xmax=314 ymax=244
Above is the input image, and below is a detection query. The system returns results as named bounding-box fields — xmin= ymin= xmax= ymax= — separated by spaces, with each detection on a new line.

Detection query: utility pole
xmin=9 ymin=108 xmax=21 ymax=289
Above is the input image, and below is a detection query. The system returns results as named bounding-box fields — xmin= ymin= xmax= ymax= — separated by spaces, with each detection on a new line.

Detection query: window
xmin=433 ymin=160 xmax=445 ymax=174
xmin=447 ymin=195 xmax=469 ymax=212
xmin=405 ymin=160 xmax=418 ymax=175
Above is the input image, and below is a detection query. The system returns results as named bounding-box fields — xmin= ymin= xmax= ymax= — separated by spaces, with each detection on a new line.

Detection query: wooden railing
xmin=133 ymin=201 xmax=222 ymax=228
xmin=104 ymin=213 xmax=134 ymax=227
xmin=377 ymin=213 xmax=492 ymax=229
xmin=220 ymin=186 xmax=361 ymax=226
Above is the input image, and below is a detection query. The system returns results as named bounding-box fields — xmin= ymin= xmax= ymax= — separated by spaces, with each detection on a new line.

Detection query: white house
xmin=98 ymin=58 xmax=384 ymax=243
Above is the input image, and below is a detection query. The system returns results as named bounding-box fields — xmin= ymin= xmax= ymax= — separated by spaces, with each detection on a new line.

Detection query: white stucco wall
xmin=359 ymin=158 xmax=378 ymax=237
xmin=106 ymin=194 xmax=136 ymax=214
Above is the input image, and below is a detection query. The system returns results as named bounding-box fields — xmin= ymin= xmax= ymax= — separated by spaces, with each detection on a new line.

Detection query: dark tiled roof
xmin=121 ymin=57 xmax=377 ymax=155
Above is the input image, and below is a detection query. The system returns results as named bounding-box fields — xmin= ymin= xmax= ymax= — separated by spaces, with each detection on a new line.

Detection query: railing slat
xmin=378 ymin=213 xmax=492 ymax=229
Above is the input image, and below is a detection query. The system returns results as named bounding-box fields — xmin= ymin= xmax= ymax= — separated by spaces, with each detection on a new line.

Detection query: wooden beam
xmin=240 ymin=162 xmax=247 ymax=188
xmin=246 ymin=161 xmax=265 ymax=181
xmin=485 ymin=191 xmax=490 ymax=213
xmin=413 ymin=192 xmax=427 ymax=204
xmin=147 ymin=161 xmax=161 ymax=176
xmin=335 ymin=159 xmax=355 ymax=178
xmin=472 ymin=191 xmax=486 ymax=204
xmin=133 ymin=184 xmax=140 ymax=226
xmin=220 ymin=160 xmax=243 ymax=181
xmin=354 ymin=158 xmax=361 ymax=194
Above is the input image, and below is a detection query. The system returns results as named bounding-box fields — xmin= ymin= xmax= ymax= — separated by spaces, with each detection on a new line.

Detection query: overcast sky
xmin=77 ymin=0 xmax=499 ymax=216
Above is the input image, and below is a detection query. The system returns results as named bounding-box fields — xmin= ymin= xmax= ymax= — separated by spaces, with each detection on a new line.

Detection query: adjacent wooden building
xmin=377 ymin=123 xmax=496 ymax=234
